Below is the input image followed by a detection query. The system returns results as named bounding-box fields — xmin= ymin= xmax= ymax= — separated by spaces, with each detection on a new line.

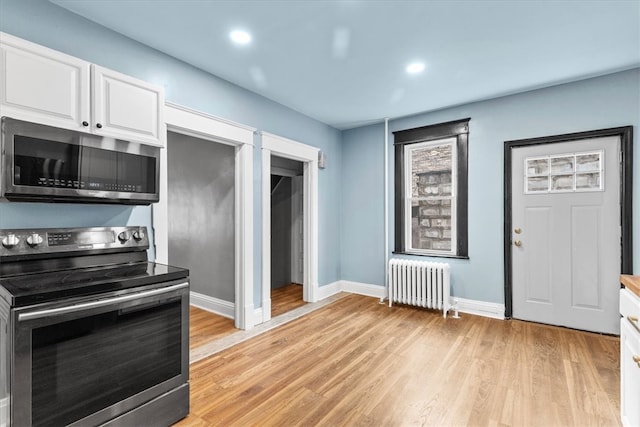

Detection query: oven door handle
xmin=18 ymin=282 xmax=189 ymax=322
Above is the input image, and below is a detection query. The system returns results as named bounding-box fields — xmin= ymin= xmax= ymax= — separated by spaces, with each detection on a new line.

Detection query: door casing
xmin=260 ymin=132 xmax=319 ymax=324
xmin=503 ymin=126 xmax=633 ymax=319
xmin=157 ymin=102 xmax=256 ymax=330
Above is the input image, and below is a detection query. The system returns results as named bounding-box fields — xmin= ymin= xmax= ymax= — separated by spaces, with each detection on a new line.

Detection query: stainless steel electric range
xmin=0 ymin=226 xmax=189 ymax=427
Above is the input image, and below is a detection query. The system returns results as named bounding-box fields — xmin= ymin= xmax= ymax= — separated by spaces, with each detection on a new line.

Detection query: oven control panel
xmin=0 ymin=226 xmax=149 ymax=258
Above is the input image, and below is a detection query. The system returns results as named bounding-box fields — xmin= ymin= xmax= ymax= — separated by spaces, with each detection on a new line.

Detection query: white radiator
xmin=388 ymin=259 xmax=451 ymax=317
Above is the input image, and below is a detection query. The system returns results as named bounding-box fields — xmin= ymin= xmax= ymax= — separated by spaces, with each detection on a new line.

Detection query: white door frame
xmin=155 ymin=102 xmax=256 ymax=330
xmin=503 ymin=126 xmax=634 ymax=319
xmin=260 ymin=132 xmax=319 ymax=323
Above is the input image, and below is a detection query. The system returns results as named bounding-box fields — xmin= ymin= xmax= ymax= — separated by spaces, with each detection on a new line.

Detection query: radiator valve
xmin=452 ymin=299 xmax=460 ymax=319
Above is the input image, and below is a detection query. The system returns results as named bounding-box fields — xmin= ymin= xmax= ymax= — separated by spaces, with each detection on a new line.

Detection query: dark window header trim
xmin=393 ymin=118 xmax=470 ymax=145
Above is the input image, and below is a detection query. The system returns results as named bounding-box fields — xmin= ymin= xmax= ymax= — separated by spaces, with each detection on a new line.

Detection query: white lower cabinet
xmin=620 ymin=288 xmax=640 ymax=427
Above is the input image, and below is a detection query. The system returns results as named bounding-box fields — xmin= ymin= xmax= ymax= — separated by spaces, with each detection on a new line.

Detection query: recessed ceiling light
xmin=406 ymin=62 xmax=425 ymax=74
xmin=230 ymin=30 xmax=251 ymax=45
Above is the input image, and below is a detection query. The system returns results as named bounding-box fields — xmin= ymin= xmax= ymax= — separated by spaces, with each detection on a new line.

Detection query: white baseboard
xmin=191 ymin=284 xmax=504 ymax=326
xmin=451 ymin=297 xmax=505 ymax=320
xmin=190 ymin=291 xmax=234 ymax=319
xmin=316 ymin=280 xmax=386 ymax=300
xmin=340 ymin=280 xmax=386 ymax=299
xmin=315 ymin=281 xmax=343 ymax=300
xmin=334 ymin=281 xmax=504 ymax=320
xmin=254 ymin=307 xmax=263 ymax=323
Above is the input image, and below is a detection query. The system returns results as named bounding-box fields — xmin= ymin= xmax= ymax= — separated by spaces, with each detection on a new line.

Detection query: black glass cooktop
xmin=0 ymin=254 xmax=189 ymax=307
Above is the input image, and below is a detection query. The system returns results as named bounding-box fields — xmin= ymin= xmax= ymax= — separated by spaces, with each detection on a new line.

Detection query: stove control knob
xmin=26 ymin=233 xmax=44 ymax=247
xmin=132 ymin=229 xmax=145 ymax=241
xmin=118 ymin=231 xmax=131 ymax=243
xmin=1 ymin=234 xmax=20 ymax=249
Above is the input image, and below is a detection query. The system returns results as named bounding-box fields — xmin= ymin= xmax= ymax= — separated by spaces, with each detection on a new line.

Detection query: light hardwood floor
xmin=271 ymin=283 xmax=306 ymax=318
xmin=190 ymin=284 xmax=307 ymax=350
xmin=179 ymin=294 xmax=620 ymax=426
xmin=189 ymin=306 xmax=236 ymax=350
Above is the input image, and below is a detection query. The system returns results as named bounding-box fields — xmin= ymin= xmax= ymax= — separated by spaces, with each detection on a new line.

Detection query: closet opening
xmin=270 ymin=155 xmax=306 ymax=317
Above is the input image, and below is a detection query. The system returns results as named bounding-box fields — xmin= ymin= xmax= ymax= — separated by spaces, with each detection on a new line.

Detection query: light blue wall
xmin=341 ymin=68 xmax=640 ymax=304
xmin=341 ymin=123 xmax=386 ymax=286
xmin=2 ymin=0 xmax=637 ymax=309
xmin=0 ymin=0 xmax=343 ymax=307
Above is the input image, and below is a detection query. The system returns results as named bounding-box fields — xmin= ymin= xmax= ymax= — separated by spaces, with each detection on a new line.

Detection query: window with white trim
xmin=394 ymin=118 xmax=469 ymax=258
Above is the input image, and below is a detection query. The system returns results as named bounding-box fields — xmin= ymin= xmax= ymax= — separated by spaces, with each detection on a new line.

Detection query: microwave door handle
xmin=17 ymin=282 xmax=188 ymax=322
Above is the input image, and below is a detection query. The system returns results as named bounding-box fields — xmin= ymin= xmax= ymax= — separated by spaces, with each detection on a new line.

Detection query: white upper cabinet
xmin=91 ymin=65 xmax=165 ymax=146
xmin=0 ymin=32 xmax=90 ymax=131
xmin=0 ymin=32 xmax=165 ymax=147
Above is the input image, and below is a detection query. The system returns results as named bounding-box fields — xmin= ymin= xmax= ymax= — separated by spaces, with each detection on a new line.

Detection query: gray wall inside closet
xmin=270 ymin=155 xmax=304 ymax=290
xmin=271 ymin=175 xmax=292 ymax=289
xmin=167 ymin=131 xmax=235 ymax=302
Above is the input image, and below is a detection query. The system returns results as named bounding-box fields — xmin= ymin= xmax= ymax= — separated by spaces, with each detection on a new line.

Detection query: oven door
xmin=11 ymin=280 xmax=189 ymax=427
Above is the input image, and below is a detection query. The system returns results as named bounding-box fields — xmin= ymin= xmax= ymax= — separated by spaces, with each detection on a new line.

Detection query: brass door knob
xmin=514 ymin=227 xmax=522 ymax=234
xmin=514 ymin=240 xmax=522 ymax=247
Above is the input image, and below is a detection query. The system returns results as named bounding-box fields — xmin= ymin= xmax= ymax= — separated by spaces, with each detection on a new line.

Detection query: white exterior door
xmin=511 ymin=136 xmax=621 ymax=334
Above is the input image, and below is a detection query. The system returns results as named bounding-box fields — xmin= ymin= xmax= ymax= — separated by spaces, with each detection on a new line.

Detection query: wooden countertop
xmin=621 ymin=275 xmax=640 ymax=298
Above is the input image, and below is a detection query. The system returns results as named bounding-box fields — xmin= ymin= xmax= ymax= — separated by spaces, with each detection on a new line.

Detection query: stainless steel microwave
xmin=0 ymin=117 xmax=160 ymax=204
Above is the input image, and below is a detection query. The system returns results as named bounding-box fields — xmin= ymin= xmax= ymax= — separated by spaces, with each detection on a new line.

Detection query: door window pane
xmin=576 ymin=153 xmax=600 ymax=172
xmin=550 ymin=156 xmax=574 ymax=174
xmin=527 ymin=176 xmax=549 ymax=192
xmin=551 ymin=174 xmax=574 ymax=191
xmin=576 ymin=173 xmax=601 ymax=190
xmin=527 ymin=158 xmax=549 ymax=176
xmin=525 ymin=150 xmax=603 ymax=194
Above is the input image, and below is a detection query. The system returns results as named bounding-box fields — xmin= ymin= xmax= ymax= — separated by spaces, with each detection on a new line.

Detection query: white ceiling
xmin=51 ymin=0 xmax=640 ymax=130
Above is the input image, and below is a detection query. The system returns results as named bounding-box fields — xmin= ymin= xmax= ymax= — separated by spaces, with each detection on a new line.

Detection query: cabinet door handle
xmin=96 ymin=123 xmax=103 ymax=129
xmin=634 ymin=355 xmax=640 ymax=368
xmin=627 ymin=316 xmax=640 ymax=334
xmin=82 ymin=121 xmax=89 ymax=127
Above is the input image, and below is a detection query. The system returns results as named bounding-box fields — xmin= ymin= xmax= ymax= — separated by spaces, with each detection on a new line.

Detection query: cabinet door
xmin=0 ymin=32 xmax=90 ymax=130
xmin=91 ymin=65 xmax=165 ymax=147
xmin=621 ymin=318 xmax=640 ymax=427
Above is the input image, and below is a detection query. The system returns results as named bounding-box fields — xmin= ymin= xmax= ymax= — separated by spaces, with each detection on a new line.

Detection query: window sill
xmin=392 ymin=251 xmax=469 ymax=260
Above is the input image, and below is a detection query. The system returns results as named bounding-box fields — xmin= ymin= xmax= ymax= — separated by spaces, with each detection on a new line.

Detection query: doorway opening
xmin=260 ymin=131 xmax=320 ymax=324
xmin=166 ymin=131 xmax=236 ymax=318
xmin=270 ymin=156 xmax=306 ymax=317
xmin=159 ymin=103 xmax=255 ymax=330
xmin=503 ymin=126 xmax=633 ymax=334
